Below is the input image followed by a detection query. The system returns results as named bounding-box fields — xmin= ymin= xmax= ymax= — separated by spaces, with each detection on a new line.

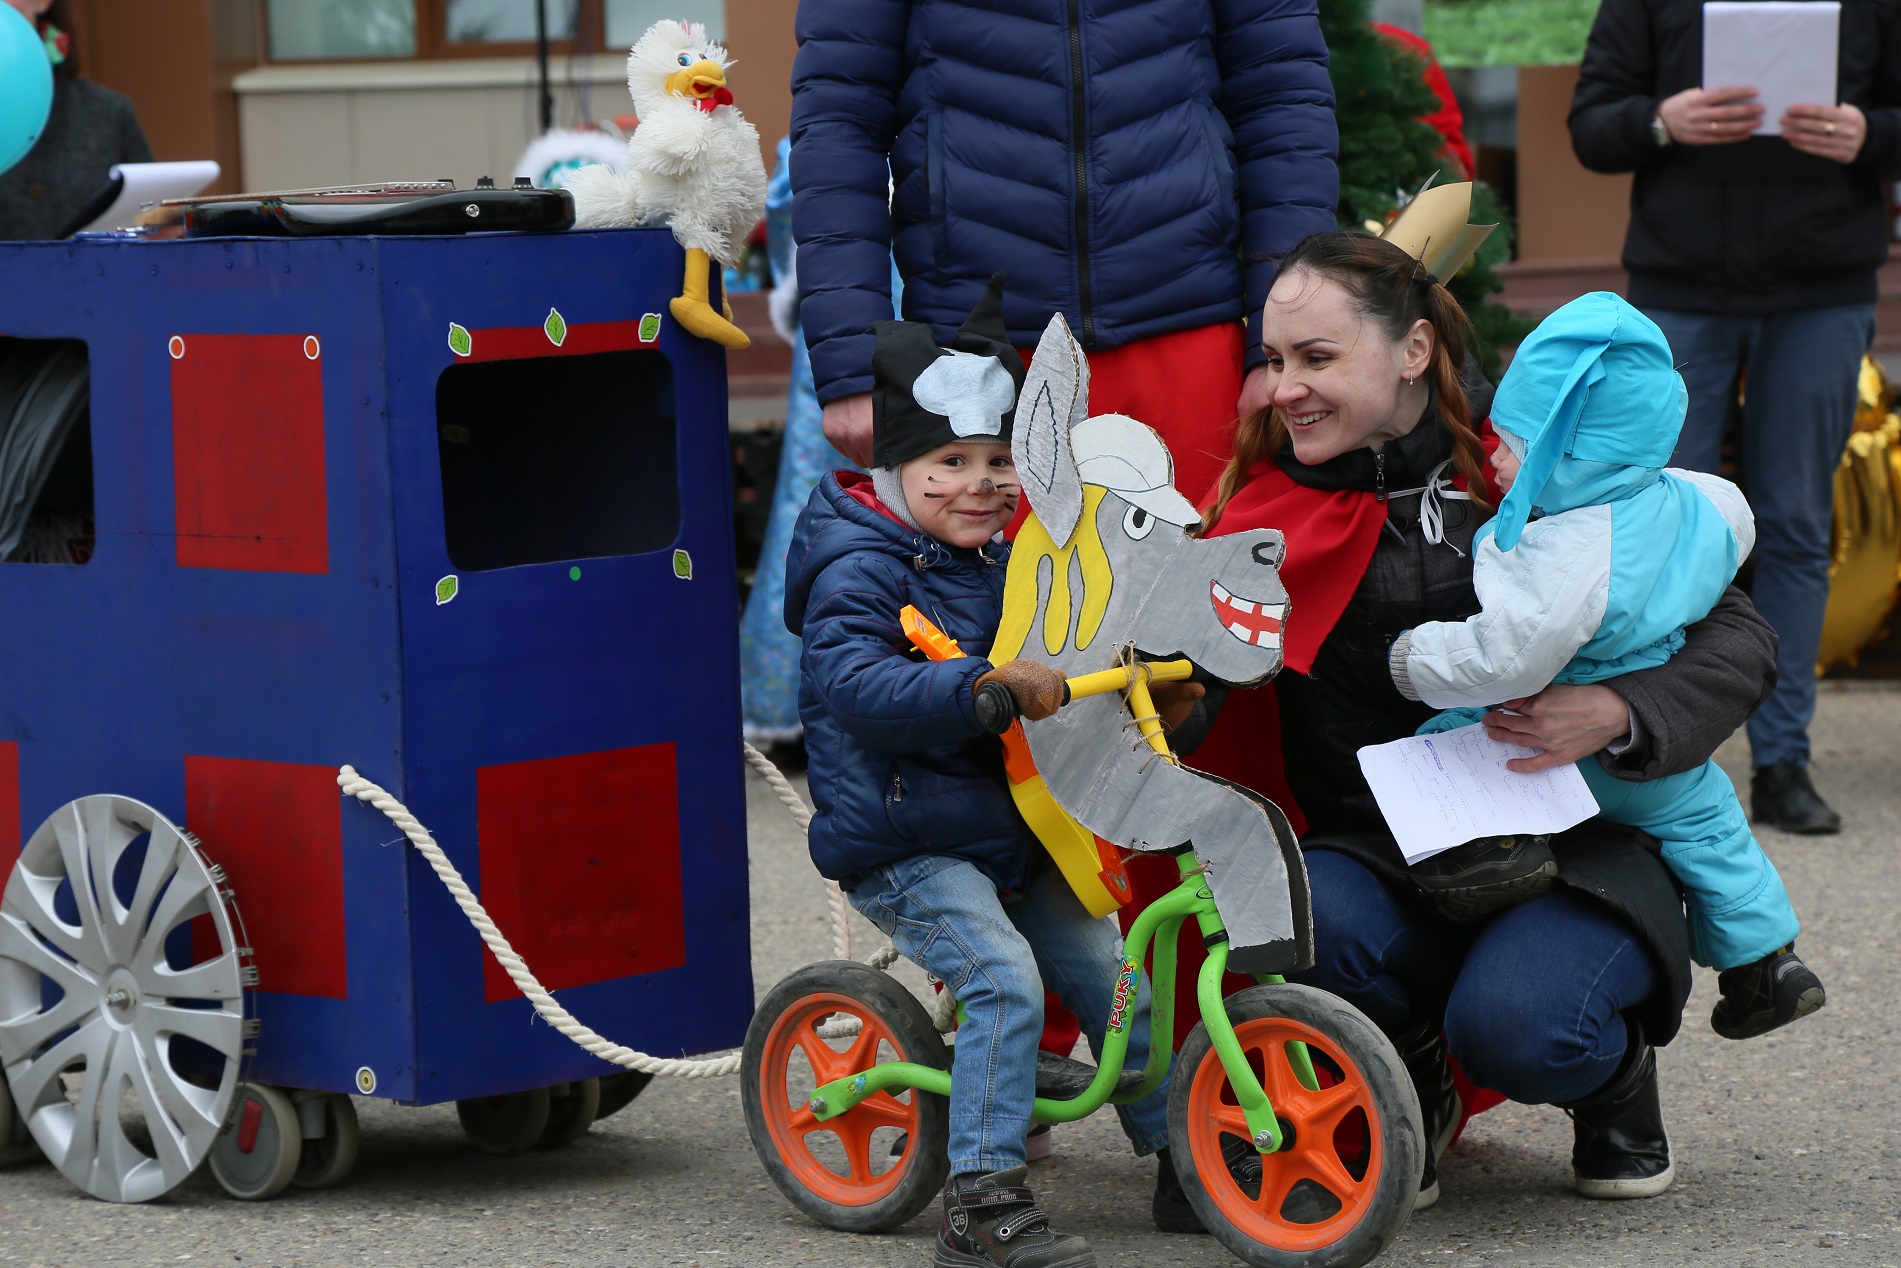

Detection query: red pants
xmin=1029 ymin=321 xmax=1246 ymax=1057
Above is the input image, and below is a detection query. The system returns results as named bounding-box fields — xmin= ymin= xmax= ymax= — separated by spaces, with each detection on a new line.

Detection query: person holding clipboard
xmin=1569 ymin=0 xmax=1901 ymax=836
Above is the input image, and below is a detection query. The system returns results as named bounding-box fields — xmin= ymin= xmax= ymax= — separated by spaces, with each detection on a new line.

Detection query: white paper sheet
xmin=1356 ymin=724 xmax=1602 ymax=864
xmin=75 ymin=160 xmax=221 ymax=234
xmin=1703 ymin=2 xmax=1840 ymax=137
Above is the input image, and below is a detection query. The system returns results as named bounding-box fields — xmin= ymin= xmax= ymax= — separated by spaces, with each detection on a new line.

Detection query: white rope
xmin=338 ymin=764 xmax=741 ymax=1078
xmin=338 ymin=745 xmax=938 ymax=1078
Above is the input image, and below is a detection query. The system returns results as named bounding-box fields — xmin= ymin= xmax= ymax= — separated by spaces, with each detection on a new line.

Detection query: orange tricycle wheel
xmin=1168 ymin=982 xmax=1423 ymax=1268
xmin=740 ymin=961 xmax=950 ymax=1232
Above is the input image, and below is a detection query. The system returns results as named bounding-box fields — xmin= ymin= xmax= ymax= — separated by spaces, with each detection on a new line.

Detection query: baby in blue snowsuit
xmin=1389 ymin=292 xmax=1826 ymax=1041
xmin=783 ymin=278 xmax=1182 ymax=1267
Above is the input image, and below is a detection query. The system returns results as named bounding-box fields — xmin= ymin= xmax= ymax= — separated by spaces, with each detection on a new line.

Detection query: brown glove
xmin=1147 ymin=680 xmax=1207 ymax=734
xmin=974 ymin=660 xmax=1068 ymax=722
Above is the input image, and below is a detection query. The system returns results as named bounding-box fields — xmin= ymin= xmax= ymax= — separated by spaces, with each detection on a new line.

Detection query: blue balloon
xmin=0 ymin=5 xmax=53 ymax=178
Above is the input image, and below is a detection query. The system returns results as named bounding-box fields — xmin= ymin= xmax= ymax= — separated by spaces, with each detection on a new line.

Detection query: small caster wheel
xmin=210 ymin=1083 xmax=303 ymax=1201
xmin=538 ymin=1079 xmax=602 ymax=1147
xmin=0 ymin=1078 xmax=42 ymax=1167
xmin=290 ymin=1092 xmax=360 ymax=1190
xmin=456 ymin=1088 xmax=551 ymax=1155
xmin=593 ymin=1070 xmax=654 ymax=1122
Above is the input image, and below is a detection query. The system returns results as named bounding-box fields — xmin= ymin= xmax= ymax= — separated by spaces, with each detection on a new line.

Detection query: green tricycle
xmin=740 ymin=657 xmax=1427 ymax=1267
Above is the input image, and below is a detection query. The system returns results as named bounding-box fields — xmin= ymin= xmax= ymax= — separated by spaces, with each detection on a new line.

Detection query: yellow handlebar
xmin=1062 ymin=659 xmax=1193 ymax=761
xmin=1061 ymin=658 xmax=1194 ymax=703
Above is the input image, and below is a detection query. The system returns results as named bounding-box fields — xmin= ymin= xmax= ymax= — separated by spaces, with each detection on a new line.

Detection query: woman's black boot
xmin=1392 ymin=1022 xmax=1460 ymax=1210
xmin=1558 ymin=1026 xmax=1674 ymax=1199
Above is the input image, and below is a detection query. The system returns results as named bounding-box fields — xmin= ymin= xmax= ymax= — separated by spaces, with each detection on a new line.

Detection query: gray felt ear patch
xmin=912 ymin=349 xmax=1017 ymax=439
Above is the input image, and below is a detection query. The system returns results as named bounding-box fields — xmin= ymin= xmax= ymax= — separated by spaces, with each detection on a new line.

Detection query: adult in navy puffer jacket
xmin=784 ymin=469 xmax=1033 ymax=890
xmin=791 ymin=0 xmax=1338 ymax=498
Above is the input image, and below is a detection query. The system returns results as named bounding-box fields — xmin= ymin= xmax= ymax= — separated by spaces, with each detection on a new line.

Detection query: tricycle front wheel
xmin=1169 ymin=983 xmax=1423 ymax=1267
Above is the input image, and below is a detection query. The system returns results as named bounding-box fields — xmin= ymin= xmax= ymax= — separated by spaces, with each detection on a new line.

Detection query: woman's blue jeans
xmin=849 ymin=855 xmax=1172 ymax=1176
xmin=1291 ymin=850 xmax=1659 ymax=1106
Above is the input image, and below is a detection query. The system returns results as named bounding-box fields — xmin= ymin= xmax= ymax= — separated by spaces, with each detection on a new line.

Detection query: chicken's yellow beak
xmin=665 ymin=59 xmax=728 ymax=100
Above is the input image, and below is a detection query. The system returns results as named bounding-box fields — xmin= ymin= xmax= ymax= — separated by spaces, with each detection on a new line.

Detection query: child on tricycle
xmin=745 ymin=282 xmax=1423 ymax=1268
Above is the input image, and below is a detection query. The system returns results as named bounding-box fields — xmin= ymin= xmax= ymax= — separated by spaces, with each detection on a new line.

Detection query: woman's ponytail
xmin=1420 ymin=278 xmax=1492 ymax=509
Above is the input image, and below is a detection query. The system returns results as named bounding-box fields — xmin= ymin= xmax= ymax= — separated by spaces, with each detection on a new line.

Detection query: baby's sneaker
xmin=1410 ymin=833 xmax=1557 ymax=923
xmin=936 ymin=1167 xmax=1095 ymax=1267
xmin=1711 ymin=944 xmax=1827 ymax=1040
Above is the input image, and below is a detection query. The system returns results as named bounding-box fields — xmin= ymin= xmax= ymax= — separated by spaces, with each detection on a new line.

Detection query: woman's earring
xmin=1406 ymin=373 xmax=1415 ymax=386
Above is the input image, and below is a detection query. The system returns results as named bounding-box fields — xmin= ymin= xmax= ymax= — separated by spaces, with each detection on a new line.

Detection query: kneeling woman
xmin=1194 ymin=231 xmax=1777 ymax=1207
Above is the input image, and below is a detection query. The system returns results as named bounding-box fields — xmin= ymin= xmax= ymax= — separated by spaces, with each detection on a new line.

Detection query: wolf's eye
xmin=678 ymin=53 xmax=694 ymax=66
xmin=1123 ymin=505 xmax=1154 ymax=540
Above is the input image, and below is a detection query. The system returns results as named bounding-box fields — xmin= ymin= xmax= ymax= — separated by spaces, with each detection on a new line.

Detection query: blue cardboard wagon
xmin=0 ymin=224 xmax=752 ymax=1201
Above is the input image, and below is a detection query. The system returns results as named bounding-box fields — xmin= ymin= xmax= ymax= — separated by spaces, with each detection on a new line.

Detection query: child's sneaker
xmin=1710 ymin=944 xmax=1827 ymax=1040
xmin=1410 ymin=834 xmax=1557 ymax=923
xmin=937 ymin=1168 xmax=1095 ymax=1267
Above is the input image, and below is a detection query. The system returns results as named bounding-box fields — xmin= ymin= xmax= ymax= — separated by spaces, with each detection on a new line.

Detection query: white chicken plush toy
xmin=566 ymin=20 xmax=767 ymax=349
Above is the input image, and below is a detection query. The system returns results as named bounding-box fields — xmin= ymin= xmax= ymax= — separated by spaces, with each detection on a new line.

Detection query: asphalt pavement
xmin=1 ymin=685 xmax=1898 ymax=1267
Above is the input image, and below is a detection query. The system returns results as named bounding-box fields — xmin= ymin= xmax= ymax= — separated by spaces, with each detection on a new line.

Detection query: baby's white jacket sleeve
xmin=1390 ymin=505 xmax=1613 ymax=709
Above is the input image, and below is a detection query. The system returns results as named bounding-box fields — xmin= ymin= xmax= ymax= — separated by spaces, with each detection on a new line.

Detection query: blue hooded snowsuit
xmin=1391 ymin=293 xmax=1799 ymax=970
xmin=783 ymin=471 xmax=1035 ymax=890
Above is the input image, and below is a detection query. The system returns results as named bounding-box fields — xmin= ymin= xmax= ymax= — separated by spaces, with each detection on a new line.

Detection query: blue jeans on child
xmin=1644 ymin=303 xmax=1876 ymax=770
xmin=1291 ymin=849 xmax=1658 ymax=1106
xmin=849 ymin=854 xmax=1173 ymax=1176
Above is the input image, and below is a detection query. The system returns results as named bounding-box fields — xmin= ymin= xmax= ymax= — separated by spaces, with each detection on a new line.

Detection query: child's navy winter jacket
xmin=784 ymin=472 xmax=1037 ymax=891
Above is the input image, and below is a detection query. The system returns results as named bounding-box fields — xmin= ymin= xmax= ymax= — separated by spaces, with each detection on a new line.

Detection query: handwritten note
xmin=1356 ymin=724 xmax=1601 ymax=864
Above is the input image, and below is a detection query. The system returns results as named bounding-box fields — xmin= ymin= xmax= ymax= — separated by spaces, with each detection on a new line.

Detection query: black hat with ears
xmin=871 ymin=274 xmax=1026 ymax=469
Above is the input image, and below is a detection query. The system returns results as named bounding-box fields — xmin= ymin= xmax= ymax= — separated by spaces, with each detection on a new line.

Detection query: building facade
xmin=66 ymin=0 xmax=793 ymax=194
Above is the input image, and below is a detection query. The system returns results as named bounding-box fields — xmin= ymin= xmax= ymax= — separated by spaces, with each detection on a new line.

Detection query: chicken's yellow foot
xmin=674 ymin=247 xmax=750 ymax=349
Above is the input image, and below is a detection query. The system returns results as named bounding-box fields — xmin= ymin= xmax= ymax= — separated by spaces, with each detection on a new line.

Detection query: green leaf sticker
xmin=544 ymin=307 xmax=568 ymax=346
xmin=447 ymin=323 xmax=472 ymax=357
xmin=639 ymin=312 xmax=662 ymax=342
xmin=435 ymin=574 xmax=459 ymax=605
xmin=672 ymin=549 xmax=692 ymax=580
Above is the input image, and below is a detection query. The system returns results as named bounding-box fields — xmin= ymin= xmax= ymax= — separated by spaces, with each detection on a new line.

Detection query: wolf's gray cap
xmin=1070 ymin=415 xmax=1201 ymax=526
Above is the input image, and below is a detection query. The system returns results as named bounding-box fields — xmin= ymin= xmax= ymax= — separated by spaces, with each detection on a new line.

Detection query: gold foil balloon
xmin=1817 ymin=355 xmax=1901 ymax=673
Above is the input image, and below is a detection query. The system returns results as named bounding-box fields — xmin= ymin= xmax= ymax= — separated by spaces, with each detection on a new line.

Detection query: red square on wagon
xmin=184 ymin=755 xmax=348 ymax=999
xmin=477 ymin=744 xmax=686 ymax=1004
xmin=170 ymin=333 xmax=328 ymax=574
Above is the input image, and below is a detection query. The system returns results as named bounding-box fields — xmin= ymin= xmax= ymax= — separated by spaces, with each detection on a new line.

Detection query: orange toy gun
xmin=900 ymin=605 xmax=1133 ymax=916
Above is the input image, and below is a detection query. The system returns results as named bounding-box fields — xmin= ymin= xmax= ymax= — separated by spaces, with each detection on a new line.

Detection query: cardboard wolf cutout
xmin=996 ymin=314 xmax=1313 ymax=973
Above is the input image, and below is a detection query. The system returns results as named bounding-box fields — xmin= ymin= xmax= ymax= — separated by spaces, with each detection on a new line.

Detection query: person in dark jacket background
xmin=0 ymin=0 xmax=151 ymax=241
xmin=1569 ymin=0 xmax=1901 ymax=835
xmin=789 ymin=0 xmax=1338 ymax=501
